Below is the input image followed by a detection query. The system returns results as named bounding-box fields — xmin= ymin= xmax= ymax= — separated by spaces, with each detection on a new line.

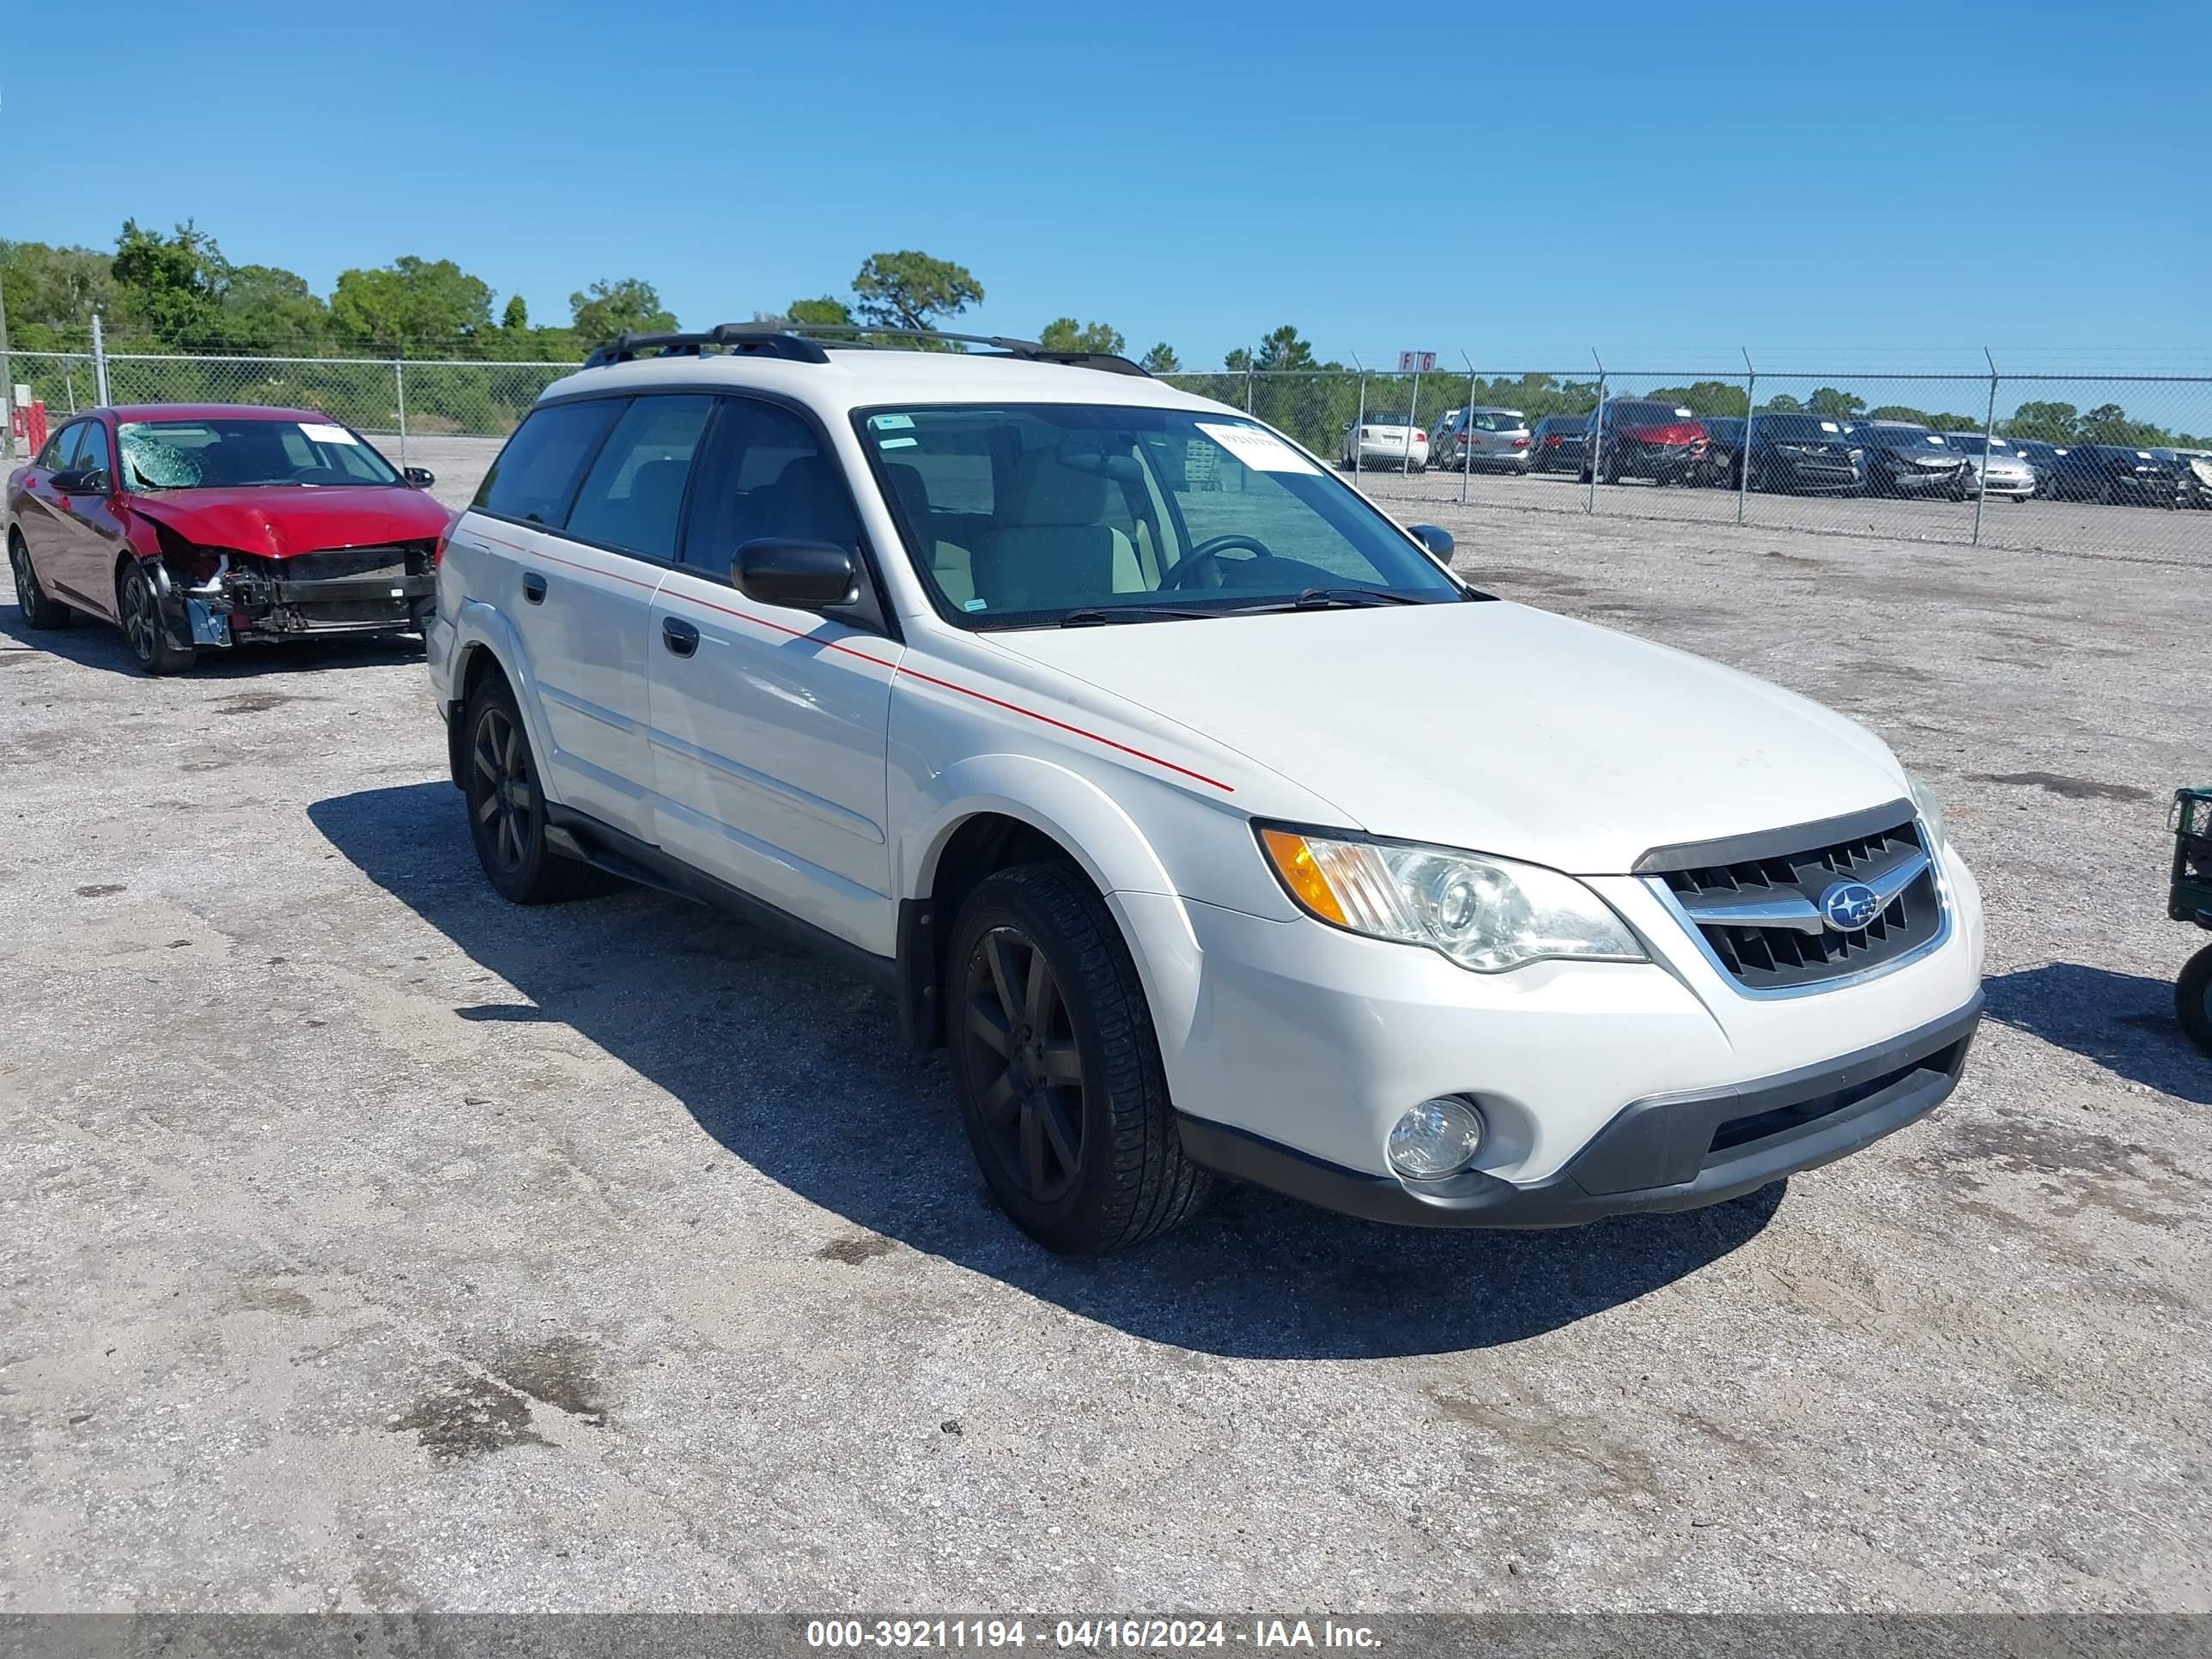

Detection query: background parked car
xmin=1699 ymin=412 xmax=1864 ymax=495
xmin=1583 ymin=398 xmax=1708 ymax=485
xmin=2046 ymin=443 xmax=2185 ymax=507
xmin=1431 ymin=406 xmax=1532 ymax=472
xmin=1340 ymin=412 xmax=1427 ymax=472
xmin=2008 ymin=437 xmax=2069 ymax=497
xmin=1527 ymin=414 xmax=1588 ymax=474
xmin=2151 ymin=448 xmax=2212 ymax=508
xmin=1943 ymin=433 xmax=2037 ymax=501
xmin=1850 ymin=421 xmax=1973 ymax=500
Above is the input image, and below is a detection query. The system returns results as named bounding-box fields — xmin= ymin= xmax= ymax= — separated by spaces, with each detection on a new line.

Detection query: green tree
xmin=219 ymin=264 xmax=328 ymax=350
xmin=1255 ymin=325 xmax=1316 ymax=372
xmin=0 ymin=240 xmax=121 ymax=346
xmin=852 ymin=251 xmax=984 ymax=339
xmin=1645 ymin=380 xmax=1749 ymax=417
xmin=501 ymin=295 xmax=530 ymax=332
xmin=331 ymin=256 xmax=496 ymax=352
xmin=1762 ymin=392 xmax=1805 ymax=413
xmin=1805 ymin=386 xmax=1866 ymax=420
xmin=787 ymin=295 xmax=854 ymax=328
xmin=570 ymin=277 xmax=677 ymax=346
xmin=112 ymin=219 xmax=229 ymax=343
xmin=1038 ymin=318 xmax=1126 ymax=356
xmin=1139 ymin=343 xmax=1180 ymax=374
xmin=2003 ymin=400 xmax=2078 ymax=441
xmin=1223 ymin=347 xmax=1254 ymax=373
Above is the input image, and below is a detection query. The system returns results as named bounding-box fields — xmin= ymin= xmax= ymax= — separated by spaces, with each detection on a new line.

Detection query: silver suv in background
xmin=1944 ymin=434 xmax=2036 ymax=501
xmin=1431 ymin=407 xmax=1532 ymax=473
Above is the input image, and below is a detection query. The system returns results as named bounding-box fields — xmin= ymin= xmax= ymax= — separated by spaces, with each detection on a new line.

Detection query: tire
xmin=118 ymin=562 xmax=196 ymax=675
xmin=2179 ymin=945 xmax=2212 ymax=1058
xmin=462 ymin=676 xmax=597 ymax=904
xmin=9 ymin=532 xmax=73 ymax=629
xmin=947 ymin=864 xmax=1210 ymax=1254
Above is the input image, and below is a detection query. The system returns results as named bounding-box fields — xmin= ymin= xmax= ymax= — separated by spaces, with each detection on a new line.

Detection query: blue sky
xmin=7 ymin=0 xmax=2206 ymax=370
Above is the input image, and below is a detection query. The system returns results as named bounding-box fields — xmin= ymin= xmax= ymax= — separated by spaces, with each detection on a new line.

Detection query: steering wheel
xmin=1158 ymin=532 xmax=1280 ymax=591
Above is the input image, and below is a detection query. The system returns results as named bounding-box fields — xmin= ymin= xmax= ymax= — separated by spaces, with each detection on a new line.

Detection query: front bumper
xmin=1120 ymin=838 xmax=1984 ymax=1229
xmin=1179 ymin=993 xmax=1980 ymax=1226
xmin=1881 ymin=467 xmax=1969 ymax=495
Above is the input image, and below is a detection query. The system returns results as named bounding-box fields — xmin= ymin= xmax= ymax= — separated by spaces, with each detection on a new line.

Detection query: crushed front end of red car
xmin=143 ymin=521 xmax=441 ymax=649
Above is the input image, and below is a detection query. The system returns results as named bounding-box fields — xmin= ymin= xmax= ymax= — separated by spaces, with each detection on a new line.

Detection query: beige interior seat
xmin=970 ymin=451 xmax=1142 ymax=612
xmin=881 ymin=461 xmax=975 ymax=606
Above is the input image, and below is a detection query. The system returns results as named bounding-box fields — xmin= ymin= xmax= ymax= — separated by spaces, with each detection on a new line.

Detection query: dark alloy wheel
xmin=9 ymin=534 xmax=73 ymax=629
xmin=118 ymin=563 xmax=195 ymax=674
xmin=2179 ymin=945 xmax=2212 ymax=1058
xmin=462 ymin=678 xmax=595 ymax=904
xmin=948 ymin=865 xmax=1210 ymax=1254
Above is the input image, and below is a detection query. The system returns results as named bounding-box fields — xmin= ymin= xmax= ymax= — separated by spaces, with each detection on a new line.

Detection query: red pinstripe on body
xmin=462 ymin=531 xmax=1235 ymax=795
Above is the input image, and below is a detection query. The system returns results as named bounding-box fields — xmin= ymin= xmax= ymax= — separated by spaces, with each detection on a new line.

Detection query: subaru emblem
xmin=1819 ymin=880 xmax=1881 ymax=933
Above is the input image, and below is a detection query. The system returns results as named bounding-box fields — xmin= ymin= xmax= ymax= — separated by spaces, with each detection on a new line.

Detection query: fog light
xmin=1387 ymin=1097 xmax=1485 ymax=1180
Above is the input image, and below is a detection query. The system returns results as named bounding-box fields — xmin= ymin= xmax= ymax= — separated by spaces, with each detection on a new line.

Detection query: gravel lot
xmin=3 ymin=477 xmax=2208 ymax=1613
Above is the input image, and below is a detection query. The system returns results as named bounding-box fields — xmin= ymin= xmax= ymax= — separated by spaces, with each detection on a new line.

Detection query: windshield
xmin=854 ymin=404 xmax=1465 ymax=629
xmin=117 ymin=418 xmax=402 ymax=489
xmin=1755 ymin=414 xmax=1846 ymax=441
xmin=1862 ymin=426 xmax=1947 ymax=449
xmin=1611 ymin=403 xmax=1698 ymax=425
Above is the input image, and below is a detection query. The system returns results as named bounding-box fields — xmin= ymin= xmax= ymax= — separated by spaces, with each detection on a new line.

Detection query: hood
xmin=988 ymin=601 xmax=1908 ymax=874
xmin=130 ymin=485 xmax=454 ymax=558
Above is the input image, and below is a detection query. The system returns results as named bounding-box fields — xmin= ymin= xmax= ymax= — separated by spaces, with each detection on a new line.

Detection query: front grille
xmin=281 ymin=542 xmax=434 ymax=582
xmin=1648 ymin=811 xmax=1944 ymax=993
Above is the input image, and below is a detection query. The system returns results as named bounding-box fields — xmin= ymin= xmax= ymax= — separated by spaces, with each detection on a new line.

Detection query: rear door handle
xmin=522 ymin=572 xmax=547 ymax=604
xmin=661 ymin=617 xmax=700 ymax=658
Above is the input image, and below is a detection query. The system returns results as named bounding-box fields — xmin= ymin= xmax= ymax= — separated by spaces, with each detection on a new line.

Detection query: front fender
xmin=902 ymin=752 xmax=1177 ymax=907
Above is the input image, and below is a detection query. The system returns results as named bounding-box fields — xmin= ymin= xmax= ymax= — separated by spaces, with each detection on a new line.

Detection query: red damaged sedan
xmin=4 ymin=404 xmax=453 ymax=674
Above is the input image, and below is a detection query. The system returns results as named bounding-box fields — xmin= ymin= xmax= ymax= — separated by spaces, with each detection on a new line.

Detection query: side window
xmin=562 ymin=395 xmax=714 ymax=561
xmin=474 ymin=398 xmax=623 ymax=527
xmin=680 ymin=399 xmax=860 ymax=574
xmin=36 ymin=422 xmax=76 ymax=470
xmin=70 ymin=422 xmax=110 ymax=476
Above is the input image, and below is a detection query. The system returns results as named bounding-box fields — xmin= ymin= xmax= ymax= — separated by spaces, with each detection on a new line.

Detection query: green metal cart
xmin=2172 ymin=788 xmax=2212 ymax=1055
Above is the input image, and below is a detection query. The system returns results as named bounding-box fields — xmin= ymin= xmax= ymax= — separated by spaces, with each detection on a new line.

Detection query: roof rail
xmin=784 ymin=324 xmax=1154 ymax=377
xmin=583 ymin=325 xmax=830 ymax=368
xmin=582 ymin=321 xmax=1152 ymax=378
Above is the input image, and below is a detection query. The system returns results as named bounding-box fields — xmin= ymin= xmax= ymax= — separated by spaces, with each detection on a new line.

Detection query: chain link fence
xmin=5 ymin=345 xmax=2206 ymax=565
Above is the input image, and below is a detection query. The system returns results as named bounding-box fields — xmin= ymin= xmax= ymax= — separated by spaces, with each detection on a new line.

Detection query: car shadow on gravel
xmin=0 ymin=604 xmax=421 ymax=679
xmin=1984 ymin=963 xmax=2211 ymax=1107
xmin=310 ymin=781 xmax=1784 ymax=1361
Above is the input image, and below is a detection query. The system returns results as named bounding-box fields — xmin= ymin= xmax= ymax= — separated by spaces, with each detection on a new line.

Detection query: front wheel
xmin=2179 ymin=945 xmax=2212 ymax=1057
xmin=118 ymin=563 xmax=196 ymax=675
xmin=948 ymin=865 xmax=1210 ymax=1254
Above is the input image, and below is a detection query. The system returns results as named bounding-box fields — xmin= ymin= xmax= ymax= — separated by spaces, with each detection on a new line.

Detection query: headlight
xmin=1256 ymin=825 xmax=1646 ymax=974
xmin=1905 ymin=771 xmax=1948 ymax=850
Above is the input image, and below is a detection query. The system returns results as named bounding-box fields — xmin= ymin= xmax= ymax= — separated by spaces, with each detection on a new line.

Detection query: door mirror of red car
xmin=404 ymin=466 xmax=436 ymax=489
xmin=51 ymin=467 xmax=109 ymax=495
xmin=1408 ymin=524 xmax=1455 ymax=560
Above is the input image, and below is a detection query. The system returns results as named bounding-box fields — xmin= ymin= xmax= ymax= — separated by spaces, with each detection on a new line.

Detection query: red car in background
xmin=4 ymin=404 xmax=453 ymax=674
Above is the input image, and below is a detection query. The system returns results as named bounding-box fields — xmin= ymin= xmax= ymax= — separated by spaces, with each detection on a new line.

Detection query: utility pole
xmin=0 ymin=263 xmax=14 ymax=461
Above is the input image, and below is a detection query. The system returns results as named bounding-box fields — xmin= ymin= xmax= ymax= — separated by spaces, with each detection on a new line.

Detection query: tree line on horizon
xmin=2 ymin=223 xmax=2200 ymax=451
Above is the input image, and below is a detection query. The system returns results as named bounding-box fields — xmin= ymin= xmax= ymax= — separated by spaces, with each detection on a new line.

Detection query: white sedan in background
xmin=1340 ymin=412 xmax=1428 ymax=472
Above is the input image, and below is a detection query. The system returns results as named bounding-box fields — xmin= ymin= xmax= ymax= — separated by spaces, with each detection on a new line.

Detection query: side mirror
xmin=1408 ymin=523 xmax=1455 ymax=560
xmin=732 ymin=538 xmax=858 ymax=611
xmin=404 ymin=466 xmax=436 ymax=489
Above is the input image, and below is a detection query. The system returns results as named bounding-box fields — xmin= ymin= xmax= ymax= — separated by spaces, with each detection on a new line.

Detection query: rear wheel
xmin=118 ymin=563 xmax=196 ymax=675
xmin=948 ymin=865 xmax=1209 ymax=1254
xmin=463 ymin=678 xmax=596 ymax=904
xmin=2179 ymin=946 xmax=2212 ymax=1057
xmin=9 ymin=532 xmax=72 ymax=629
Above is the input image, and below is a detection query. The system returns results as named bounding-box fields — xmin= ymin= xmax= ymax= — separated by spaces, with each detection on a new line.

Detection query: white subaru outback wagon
xmin=426 ymin=324 xmax=1984 ymax=1255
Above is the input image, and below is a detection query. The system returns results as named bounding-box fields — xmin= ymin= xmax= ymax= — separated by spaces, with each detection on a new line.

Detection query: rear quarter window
xmin=474 ymin=398 xmax=624 ymax=527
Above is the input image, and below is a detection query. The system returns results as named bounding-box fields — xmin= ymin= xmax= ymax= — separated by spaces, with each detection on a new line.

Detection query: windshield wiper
xmin=1059 ymin=606 xmax=1221 ymax=627
xmin=1217 ymin=587 xmax=1426 ymax=615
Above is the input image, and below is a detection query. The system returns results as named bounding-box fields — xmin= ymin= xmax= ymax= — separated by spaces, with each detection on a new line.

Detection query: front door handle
xmin=661 ymin=617 xmax=700 ymax=658
xmin=522 ymin=572 xmax=547 ymax=604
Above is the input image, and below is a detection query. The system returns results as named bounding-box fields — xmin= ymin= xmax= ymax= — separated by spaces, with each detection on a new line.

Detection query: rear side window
xmin=474 ymin=399 xmax=623 ymax=527
xmin=562 ymin=395 xmax=714 ymax=561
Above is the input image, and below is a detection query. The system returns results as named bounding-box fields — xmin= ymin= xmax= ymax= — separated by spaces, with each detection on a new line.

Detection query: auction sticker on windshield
xmin=300 ymin=422 xmax=359 ymax=445
xmin=1198 ymin=422 xmax=1320 ymax=476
